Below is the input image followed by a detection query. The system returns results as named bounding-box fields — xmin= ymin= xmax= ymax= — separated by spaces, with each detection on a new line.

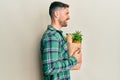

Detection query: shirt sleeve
xmin=41 ymin=35 xmax=77 ymax=75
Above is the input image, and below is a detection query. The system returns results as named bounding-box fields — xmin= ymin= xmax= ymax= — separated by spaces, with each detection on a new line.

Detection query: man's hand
xmin=73 ymin=48 xmax=82 ymax=63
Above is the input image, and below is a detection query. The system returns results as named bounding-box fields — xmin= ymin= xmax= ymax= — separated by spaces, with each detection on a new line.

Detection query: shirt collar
xmin=48 ymin=25 xmax=63 ymax=33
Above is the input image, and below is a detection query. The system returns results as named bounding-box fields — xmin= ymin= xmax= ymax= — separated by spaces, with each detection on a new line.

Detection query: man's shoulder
xmin=42 ymin=29 xmax=59 ymax=40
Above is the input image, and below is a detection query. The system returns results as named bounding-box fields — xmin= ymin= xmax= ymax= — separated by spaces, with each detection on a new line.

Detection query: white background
xmin=0 ymin=0 xmax=120 ymax=80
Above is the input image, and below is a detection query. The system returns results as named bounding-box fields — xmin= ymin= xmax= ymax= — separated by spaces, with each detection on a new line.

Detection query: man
xmin=40 ymin=1 xmax=82 ymax=80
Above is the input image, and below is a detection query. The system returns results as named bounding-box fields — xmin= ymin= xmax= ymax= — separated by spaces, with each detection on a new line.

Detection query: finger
xmin=77 ymin=50 xmax=81 ymax=54
xmin=73 ymin=48 xmax=79 ymax=54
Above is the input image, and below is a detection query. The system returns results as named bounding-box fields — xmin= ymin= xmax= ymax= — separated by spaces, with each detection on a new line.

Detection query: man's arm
xmin=41 ymin=35 xmax=77 ymax=75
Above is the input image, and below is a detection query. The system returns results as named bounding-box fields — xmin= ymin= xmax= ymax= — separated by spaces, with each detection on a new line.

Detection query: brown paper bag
xmin=67 ymin=34 xmax=82 ymax=70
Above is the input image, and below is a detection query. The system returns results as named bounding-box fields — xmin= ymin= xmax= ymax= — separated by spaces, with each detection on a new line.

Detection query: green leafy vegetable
xmin=66 ymin=31 xmax=83 ymax=43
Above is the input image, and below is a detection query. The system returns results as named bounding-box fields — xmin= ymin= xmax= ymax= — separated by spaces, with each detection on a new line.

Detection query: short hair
xmin=49 ymin=1 xmax=69 ymax=19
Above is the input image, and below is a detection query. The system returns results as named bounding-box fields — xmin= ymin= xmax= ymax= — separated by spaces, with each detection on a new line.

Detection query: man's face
xmin=58 ymin=8 xmax=70 ymax=27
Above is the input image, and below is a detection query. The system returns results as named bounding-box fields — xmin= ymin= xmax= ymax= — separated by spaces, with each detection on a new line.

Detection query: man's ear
xmin=54 ymin=11 xmax=60 ymax=18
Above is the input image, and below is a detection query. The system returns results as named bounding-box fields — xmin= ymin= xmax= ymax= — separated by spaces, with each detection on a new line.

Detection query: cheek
xmin=60 ymin=16 xmax=65 ymax=21
xmin=63 ymin=15 xmax=68 ymax=20
xmin=60 ymin=14 xmax=68 ymax=21
xmin=64 ymin=15 xmax=70 ymax=20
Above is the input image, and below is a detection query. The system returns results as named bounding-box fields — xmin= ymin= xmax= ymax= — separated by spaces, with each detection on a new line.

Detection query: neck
xmin=51 ymin=19 xmax=61 ymax=30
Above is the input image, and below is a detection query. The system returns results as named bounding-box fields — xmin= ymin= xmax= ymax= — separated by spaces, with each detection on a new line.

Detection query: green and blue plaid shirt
xmin=40 ymin=25 xmax=77 ymax=80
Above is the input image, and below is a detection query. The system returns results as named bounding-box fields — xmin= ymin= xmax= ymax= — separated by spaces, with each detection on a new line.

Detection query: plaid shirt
xmin=40 ymin=25 xmax=77 ymax=80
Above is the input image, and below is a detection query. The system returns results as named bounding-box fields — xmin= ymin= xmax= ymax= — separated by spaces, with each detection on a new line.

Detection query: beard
xmin=59 ymin=20 xmax=68 ymax=27
xmin=62 ymin=22 xmax=67 ymax=27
